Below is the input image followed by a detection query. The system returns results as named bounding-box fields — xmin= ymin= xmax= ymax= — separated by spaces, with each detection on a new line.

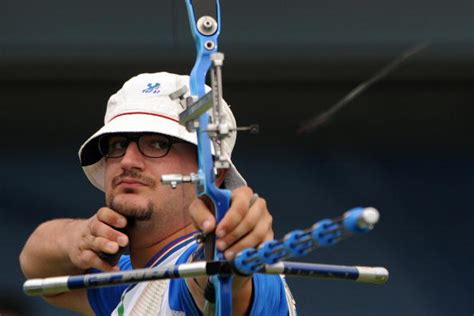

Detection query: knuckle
xmin=77 ymin=252 xmax=92 ymax=268
xmin=96 ymin=207 xmax=108 ymax=219
xmin=240 ymin=217 xmax=253 ymax=232
xmin=238 ymin=238 xmax=254 ymax=251
xmin=86 ymin=215 xmax=96 ymax=230
xmin=234 ymin=186 xmax=253 ymax=198
xmin=267 ymin=231 xmax=274 ymax=240
xmin=227 ymin=229 xmax=241 ymax=241
xmin=232 ymin=209 xmax=245 ymax=223
xmin=242 ymin=186 xmax=253 ymax=196
xmin=254 ymin=229 xmax=266 ymax=241
xmin=97 ymin=207 xmax=115 ymax=224
xmin=89 ymin=220 xmax=100 ymax=236
xmin=267 ymin=214 xmax=273 ymax=226
xmin=92 ymin=237 xmax=103 ymax=251
xmin=95 ymin=237 xmax=113 ymax=253
xmin=264 ymin=221 xmax=274 ymax=241
xmin=188 ymin=200 xmax=200 ymax=216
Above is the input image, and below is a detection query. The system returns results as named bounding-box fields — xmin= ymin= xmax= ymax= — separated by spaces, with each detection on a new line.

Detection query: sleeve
xmin=248 ymin=274 xmax=293 ymax=316
xmin=86 ymin=255 xmax=132 ymax=316
xmin=169 ymin=244 xmax=295 ymax=315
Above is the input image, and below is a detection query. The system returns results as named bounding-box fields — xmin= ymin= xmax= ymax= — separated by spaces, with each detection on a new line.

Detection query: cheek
xmin=103 ymin=174 xmax=113 ymax=204
xmin=152 ymin=156 xmax=197 ymax=176
xmin=103 ymin=161 xmax=116 ymax=191
xmin=178 ymin=149 xmax=198 ymax=172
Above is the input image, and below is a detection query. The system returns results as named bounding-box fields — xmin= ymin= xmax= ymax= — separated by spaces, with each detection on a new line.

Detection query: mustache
xmin=112 ymin=169 xmax=156 ymax=188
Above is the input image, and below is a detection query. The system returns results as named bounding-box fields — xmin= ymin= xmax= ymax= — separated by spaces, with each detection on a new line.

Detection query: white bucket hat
xmin=79 ymin=72 xmax=246 ymax=191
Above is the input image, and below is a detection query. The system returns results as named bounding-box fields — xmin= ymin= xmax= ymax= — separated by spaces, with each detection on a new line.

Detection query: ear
xmin=215 ymin=168 xmax=227 ymax=188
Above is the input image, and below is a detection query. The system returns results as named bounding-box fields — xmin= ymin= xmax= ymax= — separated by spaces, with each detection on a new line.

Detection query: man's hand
xmin=69 ymin=207 xmax=129 ymax=272
xmin=19 ymin=208 xmax=128 ymax=314
xmin=189 ymin=186 xmax=274 ymax=260
xmin=188 ymin=186 xmax=273 ymax=314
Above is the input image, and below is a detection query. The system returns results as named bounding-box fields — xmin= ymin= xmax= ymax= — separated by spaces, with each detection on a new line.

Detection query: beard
xmin=108 ymin=195 xmax=155 ymax=222
xmin=107 ymin=169 xmax=158 ymax=223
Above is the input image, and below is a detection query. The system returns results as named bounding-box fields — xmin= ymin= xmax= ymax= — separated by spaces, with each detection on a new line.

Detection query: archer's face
xmin=103 ymin=137 xmax=198 ymax=227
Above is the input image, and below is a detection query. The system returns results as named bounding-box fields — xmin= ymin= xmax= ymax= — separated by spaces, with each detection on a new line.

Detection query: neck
xmin=129 ymin=222 xmax=196 ymax=268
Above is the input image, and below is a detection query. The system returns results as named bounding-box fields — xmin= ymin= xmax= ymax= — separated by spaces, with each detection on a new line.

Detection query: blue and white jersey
xmin=87 ymin=232 xmax=296 ymax=315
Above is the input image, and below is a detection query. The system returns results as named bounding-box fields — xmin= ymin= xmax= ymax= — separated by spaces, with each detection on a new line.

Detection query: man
xmin=20 ymin=72 xmax=295 ymax=315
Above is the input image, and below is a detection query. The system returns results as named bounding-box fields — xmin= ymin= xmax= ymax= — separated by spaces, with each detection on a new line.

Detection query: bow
xmin=181 ymin=0 xmax=232 ymax=314
xmin=159 ymin=0 xmax=234 ymax=314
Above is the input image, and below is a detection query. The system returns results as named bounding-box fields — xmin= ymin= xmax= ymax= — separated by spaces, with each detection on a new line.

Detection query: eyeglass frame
xmin=97 ymin=132 xmax=189 ymax=159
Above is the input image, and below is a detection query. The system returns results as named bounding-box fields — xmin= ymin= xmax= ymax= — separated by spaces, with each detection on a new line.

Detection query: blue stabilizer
xmin=283 ymin=230 xmax=314 ymax=257
xmin=233 ymin=248 xmax=264 ymax=275
xmin=311 ymin=219 xmax=341 ymax=246
xmin=232 ymin=207 xmax=380 ymax=276
xmin=258 ymin=240 xmax=289 ymax=264
xmin=343 ymin=207 xmax=370 ymax=234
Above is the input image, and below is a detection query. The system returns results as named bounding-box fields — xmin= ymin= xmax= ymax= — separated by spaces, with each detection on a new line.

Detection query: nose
xmin=119 ymin=141 xmax=146 ymax=170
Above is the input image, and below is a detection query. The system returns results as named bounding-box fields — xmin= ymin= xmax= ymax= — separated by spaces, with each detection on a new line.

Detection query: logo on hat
xmin=142 ymin=83 xmax=161 ymax=94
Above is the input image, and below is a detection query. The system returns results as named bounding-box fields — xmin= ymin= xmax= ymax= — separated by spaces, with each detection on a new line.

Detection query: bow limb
xmin=185 ymin=1 xmax=233 ymax=315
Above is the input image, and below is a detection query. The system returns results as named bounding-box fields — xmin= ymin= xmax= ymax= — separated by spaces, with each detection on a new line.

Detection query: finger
xmin=89 ymin=220 xmax=129 ymax=247
xmin=223 ymin=218 xmax=273 ymax=260
xmin=216 ymin=187 xmax=253 ymax=238
xmin=96 ymin=207 xmax=127 ymax=229
xmin=189 ymin=198 xmax=216 ymax=234
xmin=91 ymin=236 xmax=120 ymax=254
xmin=75 ymin=249 xmax=119 ymax=272
xmin=216 ymin=197 xmax=266 ymax=251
